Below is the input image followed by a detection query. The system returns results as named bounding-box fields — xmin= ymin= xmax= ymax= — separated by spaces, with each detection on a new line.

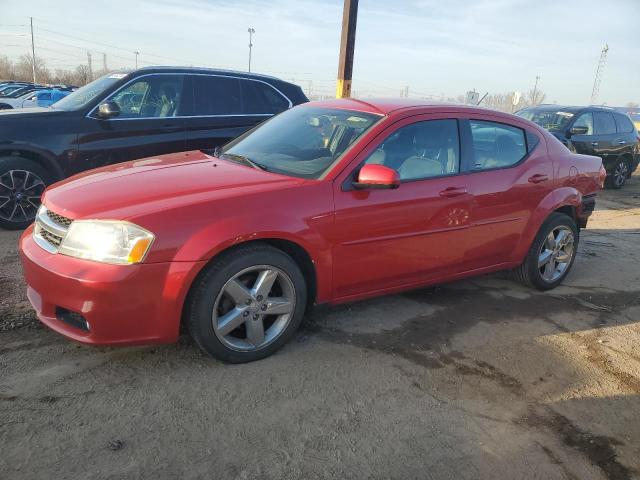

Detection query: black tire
xmin=0 ymin=156 xmax=50 ymax=230
xmin=185 ymin=243 xmax=307 ymax=363
xmin=605 ymin=158 xmax=630 ymax=189
xmin=512 ymin=212 xmax=579 ymax=290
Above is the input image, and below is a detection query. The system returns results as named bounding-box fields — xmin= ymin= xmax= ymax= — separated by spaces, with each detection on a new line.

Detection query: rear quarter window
xmin=614 ymin=113 xmax=634 ymax=133
xmin=241 ymin=80 xmax=290 ymax=115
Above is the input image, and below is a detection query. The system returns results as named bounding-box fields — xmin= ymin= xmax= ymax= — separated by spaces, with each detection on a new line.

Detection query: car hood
xmin=0 ymin=106 xmax=62 ymax=118
xmin=43 ymin=150 xmax=306 ymax=219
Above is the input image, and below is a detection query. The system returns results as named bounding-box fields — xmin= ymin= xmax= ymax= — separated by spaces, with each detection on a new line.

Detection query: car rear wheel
xmin=606 ymin=158 xmax=630 ymax=189
xmin=185 ymin=244 xmax=307 ymax=363
xmin=512 ymin=212 xmax=578 ymax=290
xmin=0 ymin=157 xmax=48 ymax=230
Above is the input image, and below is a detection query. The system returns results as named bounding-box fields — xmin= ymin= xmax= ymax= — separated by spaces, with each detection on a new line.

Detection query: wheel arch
xmin=512 ymin=187 xmax=582 ymax=264
xmin=0 ymin=146 xmax=65 ymax=182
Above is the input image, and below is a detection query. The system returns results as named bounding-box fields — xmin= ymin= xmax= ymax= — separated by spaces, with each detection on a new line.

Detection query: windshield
xmin=516 ymin=109 xmax=575 ymax=131
xmin=52 ymin=73 xmax=127 ymax=111
xmin=221 ymin=107 xmax=381 ymax=179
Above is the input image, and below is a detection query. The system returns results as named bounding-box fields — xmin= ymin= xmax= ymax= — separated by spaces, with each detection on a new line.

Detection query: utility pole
xmin=336 ymin=0 xmax=359 ymax=98
xmin=134 ymin=51 xmax=139 ymax=69
xmin=87 ymin=52 xmax=93 ymax=81
xmin=591 ymin=44 xmax=609 ymax=104
xmin=531 ymin=75 xmax=540 ymax=105
xmin=103 ymin=53 xmax=108 ymax=72
xmin=247 ymin=28 xmax=255 ymax=72
xmin=29 ymin=17 xmax=36 ymax=83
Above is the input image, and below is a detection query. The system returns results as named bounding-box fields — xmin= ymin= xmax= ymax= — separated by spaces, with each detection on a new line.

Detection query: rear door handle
xmin=591 ymin=142 xmax=599 ymax=147
xmin=528 ymin=174 xmax=549 ymax=184
xmin=439 ymin=187 xmax=468 ymax=198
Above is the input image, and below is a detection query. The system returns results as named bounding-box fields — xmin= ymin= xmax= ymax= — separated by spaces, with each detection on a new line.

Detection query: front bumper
xmin=19 ymin=226 xmax=205 ymax=346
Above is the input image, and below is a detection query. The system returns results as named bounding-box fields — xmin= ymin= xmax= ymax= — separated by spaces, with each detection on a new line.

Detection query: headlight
xmin=58 ymin=221 xmax=155 ymax=265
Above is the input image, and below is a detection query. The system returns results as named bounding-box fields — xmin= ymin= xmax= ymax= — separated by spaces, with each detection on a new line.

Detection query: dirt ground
xmin=1 ymin=174 xmax=639 ymax=480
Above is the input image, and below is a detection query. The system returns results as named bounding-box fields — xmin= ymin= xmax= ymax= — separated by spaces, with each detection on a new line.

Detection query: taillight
xmin=598 ymin=164 xmax=607 ymax=188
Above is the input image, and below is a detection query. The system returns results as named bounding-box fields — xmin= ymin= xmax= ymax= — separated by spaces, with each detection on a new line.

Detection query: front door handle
xmin=528 ymin=174 xmax=549 ymax=184
xmin=617 ymin=140 xmax=627 ymax=145
xmin=439 ymin=187 xmax=468 ymax=198
xmin=591 ymin=142 xmax=599 ymax=147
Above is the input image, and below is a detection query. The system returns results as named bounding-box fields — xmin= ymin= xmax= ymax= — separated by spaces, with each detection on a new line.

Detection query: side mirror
xmin=353 ymin=164 xmax=400 ymax=190
xmin=569 ymin=125 xmax=589 ymax=136
xmin=97 ymin=101 xmax=120 ymax=119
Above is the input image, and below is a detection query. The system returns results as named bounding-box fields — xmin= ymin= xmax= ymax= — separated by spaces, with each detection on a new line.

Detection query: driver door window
xmin=573 ymin=112 xmax=594 ymax=135
xmin=363 ymin=119 xmax=460 ymax=181
xmin=108 ymin=75 xmax=184 ymax=118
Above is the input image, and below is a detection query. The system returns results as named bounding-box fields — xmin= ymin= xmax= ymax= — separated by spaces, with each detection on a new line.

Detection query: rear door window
xmin=192 ymin=75 xmax=242 ymax=115
xmin=613 ymin=113 xmax=634 ymax=133
xmin=593 ymin=112 xmax=617 ymax=135
xmin=241 ymin=80 xmax=290 ymax=115
xmin=469 ymin=120 xmax=527 ymax=170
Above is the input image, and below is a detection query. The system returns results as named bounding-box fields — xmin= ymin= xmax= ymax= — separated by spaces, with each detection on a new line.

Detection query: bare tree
xmin=14 ymin=54 xmax=50 ymax=83
xmin=626 ymin=102 xmax=639 ymax=108
xmin=0 ymin=55 xmax=15 ymax=81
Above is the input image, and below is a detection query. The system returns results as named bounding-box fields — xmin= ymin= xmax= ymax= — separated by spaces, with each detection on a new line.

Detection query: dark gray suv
xmin=517 ymin=105 xmax=639 ymax=189
xmin=0 ymin=67 xmax=308 ymax=229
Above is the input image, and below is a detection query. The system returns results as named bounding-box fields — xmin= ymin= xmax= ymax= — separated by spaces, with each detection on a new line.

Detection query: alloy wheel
xmin=613 ymin=161 xmax=629 ymax=188
xmin=538 ymin=226 xmax=575 ymax=283
xmin=212 ymin=265 xmax=296 ymax=352
xmin=0 ymin=169 xmax=45 ymax=224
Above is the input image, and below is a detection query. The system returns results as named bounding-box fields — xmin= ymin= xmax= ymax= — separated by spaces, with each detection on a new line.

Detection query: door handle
xmin=528 ymin=174 xmax=549 ymax=184
xmin=439 ymin=187 xmax=468 ymax=198
xmin=591 ymin=142 xmax=599 ymax=147
xmin=617 ymin=140 xmax=627 ymax=145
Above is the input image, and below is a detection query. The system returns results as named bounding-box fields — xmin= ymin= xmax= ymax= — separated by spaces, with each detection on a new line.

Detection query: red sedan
xmin=20 ymin=99 xmax=606 ymax=362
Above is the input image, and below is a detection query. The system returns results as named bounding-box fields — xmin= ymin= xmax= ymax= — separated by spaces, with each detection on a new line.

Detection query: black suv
xmin=517 ymin=105 xmax=639 ymax=189
xmin=0 ymin=67 xmax=308 ymax=229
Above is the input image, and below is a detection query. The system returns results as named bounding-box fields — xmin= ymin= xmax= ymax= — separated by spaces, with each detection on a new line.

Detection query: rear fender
xmin=512 ymin=187 xmax=581 ymax=263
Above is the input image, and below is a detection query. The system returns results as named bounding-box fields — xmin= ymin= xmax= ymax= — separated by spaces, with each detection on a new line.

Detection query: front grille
xmin=33 ymin=207 xmax=73 ymax=253
xmin=40 ymin=228 xmax=63 ymax=247
xmin=46 ymin=210 xmax=73 ymax=228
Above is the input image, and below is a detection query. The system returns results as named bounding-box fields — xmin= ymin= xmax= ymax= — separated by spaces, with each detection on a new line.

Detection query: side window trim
xmin=460 ymin=117 xmax=530 ymax=174
xmin=86 ymin=72 xmax=292 ymax=120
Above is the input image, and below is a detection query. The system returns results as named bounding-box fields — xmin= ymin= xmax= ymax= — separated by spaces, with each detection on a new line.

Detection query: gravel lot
xmin=1 ymin=174 xmax=639 ymax=480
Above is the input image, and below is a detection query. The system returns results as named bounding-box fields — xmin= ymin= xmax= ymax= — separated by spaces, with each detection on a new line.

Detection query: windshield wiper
xmin=219 ymin=153 xmax=269 ymax=171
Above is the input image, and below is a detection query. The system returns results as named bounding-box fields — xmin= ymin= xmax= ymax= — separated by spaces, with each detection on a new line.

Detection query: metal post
xmin=103 ymin=53 xmax=108 ymax=71
xmin=29 ymin=17 xmax=36 ymax=83
xmin=248 ymin=28 xmax=255 ymax=72
xmin=134 ymin=51 xmax=139 ymax=69
xmin=336 ymin=0 xmax=359 ymax=98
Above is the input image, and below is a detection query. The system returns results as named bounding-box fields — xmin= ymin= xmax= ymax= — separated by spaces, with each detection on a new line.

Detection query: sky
xmin=0 ymin=0 xmax=638 ymax=105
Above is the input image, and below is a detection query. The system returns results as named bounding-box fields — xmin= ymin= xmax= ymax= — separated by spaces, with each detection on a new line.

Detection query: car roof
xmin=303 ymin=97 xmax=509 ymax=116
xmin=133 ymin=65 xmax=287 ymax=84
xmin=521 ymin=104 xmax=620 ymax=114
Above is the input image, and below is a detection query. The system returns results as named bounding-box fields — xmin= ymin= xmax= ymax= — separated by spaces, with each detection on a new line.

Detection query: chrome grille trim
xmin=33 ymin=207 xmax=72 ymax=254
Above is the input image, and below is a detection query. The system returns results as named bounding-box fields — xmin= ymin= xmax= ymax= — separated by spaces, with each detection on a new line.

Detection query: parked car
xmin=20 ymin=99 xmax=605 ymax=363
xmin=0 ymin=88 xmax=64 ymax=109
xmin=0 ymin=67 xmax=308 ymax=229
xmin=0 ymin=82 xmax=34 ymax=96
xmin=18 ymin=89 xmax=71 ymax=108
xmin=517 ymin=105 xmax=639 ymax=188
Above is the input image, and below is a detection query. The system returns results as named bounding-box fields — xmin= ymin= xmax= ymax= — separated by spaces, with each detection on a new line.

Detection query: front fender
xmin=171 ymin=211 xmax=334 ymax=303
xmin=512 ymin=187 xmax=582 ymax=263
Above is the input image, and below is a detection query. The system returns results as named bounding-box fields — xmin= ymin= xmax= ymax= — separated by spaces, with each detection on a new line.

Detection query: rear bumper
xmin=19 ymin=226 xmax=205 ymax=346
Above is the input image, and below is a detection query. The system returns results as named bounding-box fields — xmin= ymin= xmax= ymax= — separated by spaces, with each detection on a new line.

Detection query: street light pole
xmin=532 ymin=75 xmax=540 ymax=105
xmin=134 ymin=51 xmax=139 ymax=69
xmin=248 ymin=28 xmax=255 ymax=72
xmin=29 ymin=17 xmax=36 ymax=83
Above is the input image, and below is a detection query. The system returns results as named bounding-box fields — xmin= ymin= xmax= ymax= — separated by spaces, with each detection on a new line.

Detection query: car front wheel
xmin=512 ymin=212 xmax=579 ymax=290
xmin=0 ymin=157 xmax=48 ymax=230
xmin=185 ymin=244 xmax=307 ymax=363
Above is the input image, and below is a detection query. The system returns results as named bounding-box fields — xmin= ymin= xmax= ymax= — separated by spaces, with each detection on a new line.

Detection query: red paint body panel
xmin=19 ymin=100 xmax=603 ymax=346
